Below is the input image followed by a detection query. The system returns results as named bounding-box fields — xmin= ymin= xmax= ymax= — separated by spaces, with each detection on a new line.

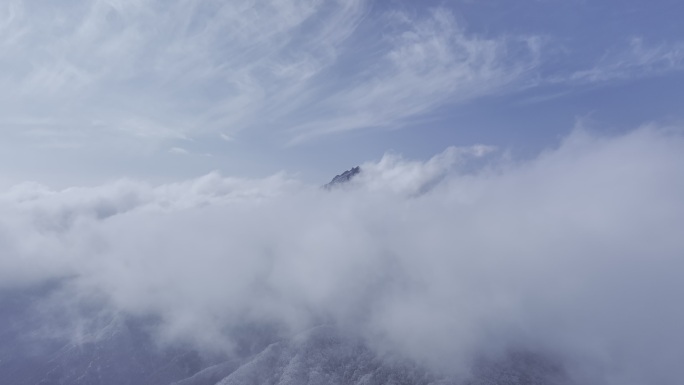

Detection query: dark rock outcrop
xmin=323 ymin=166 xmax=361 ymax=189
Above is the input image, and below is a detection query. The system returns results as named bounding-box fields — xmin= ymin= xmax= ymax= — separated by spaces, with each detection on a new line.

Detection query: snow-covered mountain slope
xmin=179 ymin=325 xmax=567 ymax=385
xmin=0 ymin=284 xmax=568 ymax=385
xmin=0 ymin=284 xmax=210 ymax=385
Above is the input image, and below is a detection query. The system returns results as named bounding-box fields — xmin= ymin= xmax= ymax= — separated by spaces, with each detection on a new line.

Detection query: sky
xmin=1 ymin=2 xmax=684 ymax=384
xmin=0 ymin=0 xmax=683 ymax=186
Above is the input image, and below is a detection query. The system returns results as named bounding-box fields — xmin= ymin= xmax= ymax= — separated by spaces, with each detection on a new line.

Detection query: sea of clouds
xmin=1 ymin=127 xmax=683 ymax=384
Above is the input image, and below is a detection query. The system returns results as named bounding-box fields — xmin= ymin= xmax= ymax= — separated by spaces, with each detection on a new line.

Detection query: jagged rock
xmin=323 ymin=166 xmax=361 ymax=189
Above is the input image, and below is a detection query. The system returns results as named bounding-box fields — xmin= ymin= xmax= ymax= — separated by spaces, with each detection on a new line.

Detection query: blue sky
xmin=0 ymin=0 xmax=682 ymax=186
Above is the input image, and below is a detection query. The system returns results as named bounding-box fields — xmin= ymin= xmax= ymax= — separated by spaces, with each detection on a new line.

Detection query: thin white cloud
xmin=0 ymin=1 xmax=542 ymax=148
xmin=287 ymin=9 xmax=542 ymax=142
xmin=563 ymin=37 xmax=684 ymax=84
xmin=169 ymin=147 xmax=189 ymax=155
xmin=10 ymin=1 xmax=679 ymax=148
xmin=1 ymin=127 xmax=683 ymax=384
xmin=0 ymin=0 xmax=368 ymax=147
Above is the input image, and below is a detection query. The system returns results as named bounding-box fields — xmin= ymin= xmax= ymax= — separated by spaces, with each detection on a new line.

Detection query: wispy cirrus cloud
xmin=560 ymin=37 xmax=684 ymax=85
xmin=0 ymin=1 xmax=542 ymax=149
xmin=0 ymin=0 xmax=369 ymax=146
xmin=286 ymin=9 xmax=542 ymax=143
xmin=1 ymin=0 xmax=682 ymax=153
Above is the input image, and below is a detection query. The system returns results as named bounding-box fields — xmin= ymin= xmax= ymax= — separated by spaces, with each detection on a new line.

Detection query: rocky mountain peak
xmin=323 ymin=166 xmax=361 ymax=189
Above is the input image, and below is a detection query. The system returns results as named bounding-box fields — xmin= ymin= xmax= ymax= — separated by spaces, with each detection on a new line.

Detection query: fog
xmin=1 ymin=127 xmax=683 ymax=384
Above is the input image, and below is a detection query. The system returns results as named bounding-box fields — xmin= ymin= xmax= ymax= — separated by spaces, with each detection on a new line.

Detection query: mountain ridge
xmin=323 ymin=166 xmax=361 ymax=189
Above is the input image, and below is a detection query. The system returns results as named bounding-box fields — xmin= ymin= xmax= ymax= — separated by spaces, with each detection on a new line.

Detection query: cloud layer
xmin=1 ymin=127 xmax=683 ymax=384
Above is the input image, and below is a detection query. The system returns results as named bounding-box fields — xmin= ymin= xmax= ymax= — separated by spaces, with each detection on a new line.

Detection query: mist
xmin=1 ymin=127 xmax=683 ymax=384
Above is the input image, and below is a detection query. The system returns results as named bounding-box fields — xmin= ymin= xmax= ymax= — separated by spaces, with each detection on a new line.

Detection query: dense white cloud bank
xmin=1 ymin=127 xmax=683 ymax=384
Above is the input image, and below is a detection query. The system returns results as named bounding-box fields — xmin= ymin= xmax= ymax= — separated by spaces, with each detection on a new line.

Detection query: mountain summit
xmin=323 ymin=166 xmax=360 ymax=189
